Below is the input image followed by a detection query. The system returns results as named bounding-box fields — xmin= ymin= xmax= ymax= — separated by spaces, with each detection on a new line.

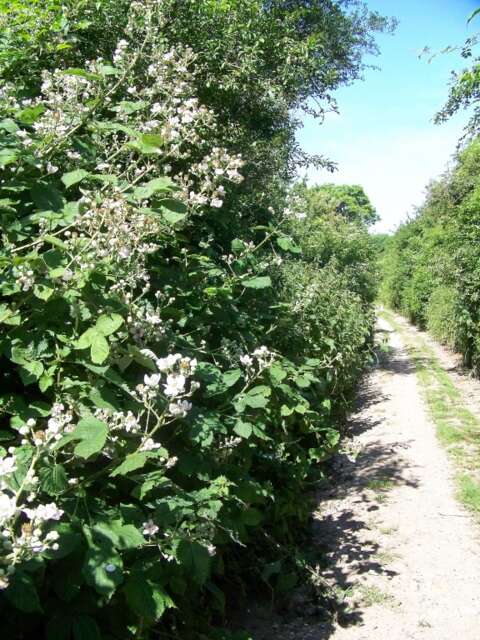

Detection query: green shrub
xmin=426 ymin=286 xmax=461 ymax=349
xmin=380 ymin=137 xmax=480 ymax=375
xmin=0 ymin=1 xmax=386 ymax=638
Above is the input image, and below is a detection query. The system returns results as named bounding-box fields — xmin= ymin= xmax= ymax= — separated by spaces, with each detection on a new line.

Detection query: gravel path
xmin=247 ymin=315 xmax=480 ymax=640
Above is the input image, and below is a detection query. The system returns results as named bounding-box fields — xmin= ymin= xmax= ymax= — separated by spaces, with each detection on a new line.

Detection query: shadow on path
xmin=241 ymin=334 xmax=421 ymax=639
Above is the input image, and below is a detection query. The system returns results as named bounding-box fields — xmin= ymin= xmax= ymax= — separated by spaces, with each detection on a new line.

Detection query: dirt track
xmin=248 ymin=314 xmax=480 ymax=640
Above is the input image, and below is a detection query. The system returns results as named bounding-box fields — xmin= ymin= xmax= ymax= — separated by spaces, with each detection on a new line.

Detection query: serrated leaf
xmin=0 ymin=304 xmax=20 ymax=325
xmin=280 ymin=404 xmax=294 ymax=416
xmin=33 ymin=283 xmax=54 ymax=301
xmin=39 ymin=464 xmax=68 ymax=496
xmin=269 ymin=363 xmax=287 ymax=383
xmin=124 ymin=575 xmax=174 ymax=621
xmin=222 ymin=369 xmax=242 ymax=388
xmin=68 ymin=417 xmax=108 ymax=459
xmin=159 ymin=198 xmax=187 ymax=213
xmin=242 ymin=276 xmax=272 ymax=289
xmin=112 ymin=100 xmax=146 ymax=114
xmin=95 ymin=313 xmax=123 ymax=336
xmin=90 ymin=332 xmax=110 ymax=364
xmin=233 ymin=420 xmax=253 ymax=439
xmin=162 ymin=209 xmax=187 ymax=225
xmin=62 ymin=68 xmax=101 ymax=82
xmin=242 ymin=385 xmax=271 ymax=409
xmin=31 ymin=182 xmax=64 ymax=212
xmin=177 ymin=541 xmax=211 ymax=585
xmin=133 ymin=177 xmax=173 ymax=200
xmin=82 ymin=544 xmax=123 ymax=597
xmin=110 ymin=452 xmax=148 ymax=477
xmin=62 ymin=169 xmax=89 ymax=189
xmin=17 ymin=104 xmax=45 ymax=124
xmin=276 ymin=236 xmax=301 ymax=254
xmin=0 ymin=148 xmax=17 ymax=168
xmin=76 ymin=327 xmax=97 ymax=350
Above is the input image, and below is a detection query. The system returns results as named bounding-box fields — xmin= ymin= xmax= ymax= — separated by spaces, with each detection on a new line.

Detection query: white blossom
xmin=0 ymin=457 xmax=16 ymax=477
xmin=164 ymin=373 xmax=186 ymax=397
xmin=140 ymin=438 xmax=161 ymax=452
xmin=142 ymin=520 xmax=159 ymax=536
xmin=0 ymin=494 xmax=17 ymax=522
xmin=144 ymin=373 xmax=161 ymax=388
xmin=169 ymin=400 xmax=192 ymax=417
xmin=23 ymin=502 xmax=64 ymax=522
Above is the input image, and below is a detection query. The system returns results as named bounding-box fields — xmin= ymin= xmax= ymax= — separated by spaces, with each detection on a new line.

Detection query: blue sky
xmin=297 ymin=0 xmax=479 ymax=233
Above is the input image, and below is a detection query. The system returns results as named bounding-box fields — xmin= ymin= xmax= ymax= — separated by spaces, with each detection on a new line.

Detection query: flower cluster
xmin=136 ymin=352 xmax=198 ymax=407
xmin=0 ymin=449 xmax=64 ymax=590
xmin=239 ymin=345 xmax=275 ymax=372
xmin=18 ymin=404 xmax=74 ymax=448
xmin=33 ymin=69 xmax=97 ymax=142
xmin=182 ymin=147 xmax=245 ymax=210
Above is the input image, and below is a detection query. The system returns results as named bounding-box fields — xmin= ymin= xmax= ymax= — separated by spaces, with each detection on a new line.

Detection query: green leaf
xmin=5 ymin=571 xmax=42 ymax=613
xmin=19 ymin=360 xmax=44 ymax=385
xmin=95 ymin=313 xmax=123 ymax=336
xmin=269 ymin=364 xmax=287 ymax=383
xmin=177 ymin=541 xmax=211 ymax=585
xmin=17 ymin=104 xmax=45 ymax=124
xmin=66 ymin=417 xmax=108 ymax=459
xmin=39 ymin=464 xmax=68 ymax=496
xmin=222 ymin=369 xmax=242 ymax=388
xmin=110 ymin=452 xmax=149 ymax=477
xmin=31 ymin=182 xmax=65 ymax=212
xmin=0 ymin=118 xmax=19 ymax=133
xmin=162 ymin=210 xmax=187 ymax=225
xmin=42 ymin=249 xmax=66 ymax=275
xmin=62 ymin=68 xmax=102 ymax=82
xmin=109 ymin=522 xmax=145 ymax=550
xmin=242 ymin=385 xmax=271 ymax=409
xmin=0 ymin=148 xmax=18 ymax=168
xmin=231 ymin=238 xmax=245 ymax=253
xmin=242 ymin=276 xmax=272 ymax=289
xmin=233 ymin=420 xmax=253 ymax=439
xmin=0 ymin=304 xmax=21 ymax=325
xmin=61 ymin=169 xmax=89 ymax=189
xmin=276 ymin=236 xmax=301 ymax=254
xmin=127 ymin=134 xmax=164 ymax=155
xmin=92 ymin=520 xmax=144 ymax=550
xmin=76 ymin=327 xmax=97 ymax=350
xmin=124 ymin=575 xmax=174 ymax=621
xmin=82 ymin=544 xmax=123 ymax=597
xmin=112 ymin=100 xmax=146 ymax=114
xmin=90 ymin=332 xmax=110 ymax=364
xmin=159 ymin=198 xmax=187 ymax=213
xmin=280 ymin=404 xmax=294 ymax=416
xmin=77 ymin=326 xmax=111 ymax=364
xmin=133 ymin=177 xmax=173 ymax=200
xmin=44 ymin=234 xmax=67 ymax=249
xmin=98 ymin=64 xmax=121 ymax=76
xmin=33 ymin=283 xmax=54 ymax=301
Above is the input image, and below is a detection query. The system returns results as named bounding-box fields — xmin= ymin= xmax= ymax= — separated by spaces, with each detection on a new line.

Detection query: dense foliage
xmin=380 ymin=137 xmax=480 ymax=372
xmin=0 ymin=1 xmax=385 ymax=638
xmin=434 ymin=7 xmax=480 ymax=138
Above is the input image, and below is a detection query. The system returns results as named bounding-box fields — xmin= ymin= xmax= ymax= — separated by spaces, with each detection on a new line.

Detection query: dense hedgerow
xmin=380 ymin=137 xmax=480 ymax=373
xmin=0 ymin=1 xmax=386 ymax=638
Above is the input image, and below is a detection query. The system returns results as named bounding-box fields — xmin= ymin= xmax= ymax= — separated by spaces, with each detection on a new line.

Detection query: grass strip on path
xmin=380 ymin=309 xmax=480 ymax=516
